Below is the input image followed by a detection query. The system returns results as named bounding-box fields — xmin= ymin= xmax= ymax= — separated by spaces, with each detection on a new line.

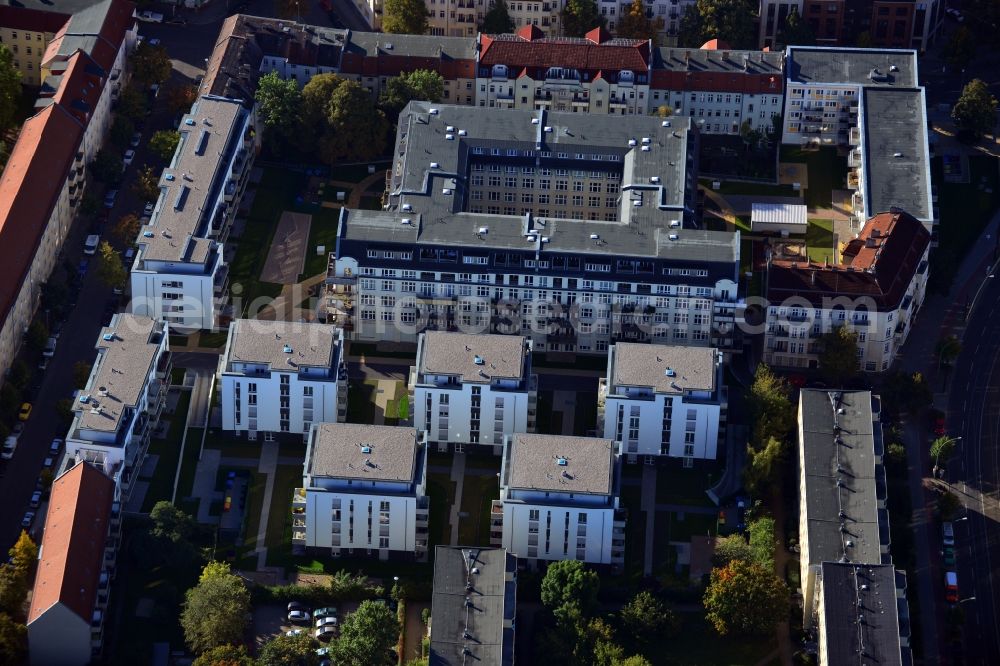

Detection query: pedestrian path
xmin=640 ymin=465 xmax=657 ymax=576
xmin=192 ymin=448 xmax=221 ymax=524
xmin=448 ymin=453 xmax=466 ymax=546
xmin=254 ymin=441 xmax=279 ymax=570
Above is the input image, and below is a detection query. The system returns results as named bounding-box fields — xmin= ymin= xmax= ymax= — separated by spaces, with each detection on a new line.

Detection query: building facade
xmin=0 ymin=6 xmax=68 ymax=86
xmin=130 ymin=95 xmax=256 ymax=330
xmin=61 ymin=314 xmax=171 ymax=504
xmin=598 ymin=342 xmax=725 ymax=462
xmin=219 ymin=320 xmax=347 ymax=438
xmin=492 ymin=433 xmax=626 ymax=566
xmin=411 ymin=331 xmax=537 ymax=452
xmin=294 ymin=423 xmax=429 ymax=560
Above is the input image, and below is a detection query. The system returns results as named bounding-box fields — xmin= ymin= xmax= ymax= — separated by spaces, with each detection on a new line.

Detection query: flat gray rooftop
xmin=418 ymin=332 xmax=528 ymax=384
xmin=799 ymin=390 xmax=883 ymax=567
xmin=75 ymin=314 xmax=162 ymax=434
xmin=786 ymin=46 xmax=917 ymax=88
xmin=307 ymin=423 xmax=417 ymax=483
xmin=507 ymin=433 xmax=614 ymax=496
xmin=821 ymin=562 xmax=903 ymax=666
xmin=862 ymin=88 xmax=932 ymax=222
xmin=344 ymin=31 xmax=477 ymax=60
xmin=225 ymin=319 xmax=338 ymax=370
xmin=655 ymin=47 xmax=784 ymax=74
xmin=610 ymin=343 xmax=717 ymax=394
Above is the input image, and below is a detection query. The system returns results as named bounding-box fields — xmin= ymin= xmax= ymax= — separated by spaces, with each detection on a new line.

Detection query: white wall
xmin=130 ymin=261 xmax=219 ymax=331
xmin=305 ymin=490 xmax=418 ymax=554
xmin=501 ymin=502 xmax=616 ymax=564
xmin=28 ymin=603 xmax=92 ymax=666
xmin=602 ymin=394 xmax=720 ymax=459
xmin=220 ymin=371 xmax=340 ymax=435
xmin=414 ymin=384 xmax=531 ymax=448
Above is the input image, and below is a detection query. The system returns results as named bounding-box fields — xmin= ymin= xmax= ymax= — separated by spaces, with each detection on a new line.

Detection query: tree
xmin=7 ymin=361 xmax=29 ymax=390
xmin=382 ymin=0 xmax=430 ymax=34
xmin=619 ymin=591 xmax=679 ymax=644
xmin=944 ymin=25 xmax=977 ymax=70
xmin=257 ymin=631 xmax=320 ymax=666
xmin=676 ymin=5 xmax=704 ymax=47
xmin=952 ymin=78 xmax=998 ymax=139
xmin=113 ymin=213 xmax=142 ymax=245
xmin=703 ymin=560 xmax=789 ymax=636
xmin=255 ymin=72 xmax=303 ymax=153
xmin=180 ymin=561 xmax=251 ymax=654
xmin=192 ymin=644 xmax=254 ymax=666
xmin=562 ymin=0 xmax=605 ymax=37
xmin=0 ymin=45 xmax=21 ymax=133
xmin=695 ymin=0 xmax=758 ymax=49
xmin=96 ymin=241 xmax=127 ymax=289
xmin=748 ymin=364 xmax=794 ymax=448
xmin=616 ymin=0 xmax=664 ymax=43
xmin=379 ymin=70 xmax=445 ymax=119
xmin=317 ymin=80 xmax=388 ymax=163
xmin=110 ymin=115 xmax=136 ymax=151
xmin=855 ymin=31 xmax=872 ymax=47
xmin=150 ymin=130 xmax=181 ymax=160
xmin=713 ymin=534 xmax=752 ymax=566
xmin=73 ymin=360 xmax=93 ymax=389
xmin=936 ymin=335 xmax=962 ymax=368
xmin=26 ymin=320 xmax=48 ymax=352
xmin=744 ymin=436 xmax=785 ymax=495
xmin=779 ymin=8 xmax=814 ymax=46
xmin=540 ymin=560 xmax=600 ymax=619
xmin=930 ymin=436 xmax=957 ymax=469
xmin=131 ymin=42 xmax=173 ymax=86
xmin=165 ymin=83 xmax=198 ymax=116
xmin=0 ymin=532 xmax=37 ymax=617
xmin=937 ymin=489 xmax=961 ymax=520
xmin=90 ymin=149 xmax=123 ymax=184
xmin=747 ymin=516 xmax=776 ymax=571
xmin=480 ymin=0 xmax=515 ymax=33
xmin=817 ymin=325 xmax=859 ymax=385
xmin=151 ymin=501 xmax=197 ymax=542
xmin=118 ymin=85 xmax=148 ymax=121
xmin=38 ymin=469 xmax=53 ymax=492
xmin=330 ymin=599 xmax=400 ymax=666
xmin=133 ymin=165 xmax=161 ymax=202
xmin=0 ymin=613 xmax=26 ymax=665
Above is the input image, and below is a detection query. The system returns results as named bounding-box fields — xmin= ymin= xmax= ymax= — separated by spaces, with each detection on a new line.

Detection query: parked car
xmin=43 ymin=336 xmax=58 ymax=358
xmin=123 ymin=149 xmax=135 ymax=167
xmin=945 ymin=570 xmax=959 ymax=603
xmin=42 ymin=457 xmax=54 ymax=469
xmin=29 ymin=491 xmax=41 ymax=509
xmin=315 ymin=625 xmax=337 ymax=641
xmin=285 ymin=629 xmax=305 ymax=637
xmin=137 ymin=10 xmax=164 ymax=22
xmin=287 ymin=601 xmax=308 ymax=612
xmin=315 ymin=616 xmax=337 ymax=628
xmin=2 ymin=436 xmax=17 ymax=460
xmin=37 ymin=357 xmax=49 ymax=371
xmin=943 ymin=521 xmax=955 ymax=547
xmin=84 ymin=234 xmax=100 ymax=255
xmin=18 ymin=403 xmax=32 ymax=421
xmin=104 ymin=189 xmax=119 ymax=209
xmin=130 ymin=132 xmax=142 ymax=148
xmin=943 ymin=546 xmax=956 ymax=567
xmin=287 ymin=609 xmax=311 ymax=623
xmin=21 ymin=512 xmax=34 ymax=529
xmin=144 ymin=201 xmax=155 ymax=216
xmin=313 ymin=607 xmax=337 ymax=620
xmin=123 ymin=247 xmax=136 ymax=265
xmin=49 ymin=439 xmax=62 ymax=456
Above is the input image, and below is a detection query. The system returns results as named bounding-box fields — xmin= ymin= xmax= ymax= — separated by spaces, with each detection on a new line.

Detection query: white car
xmin=84 ymin=234 xmax=100 ymax=255
xmin=287 ymin=609 xmax=311 ymax=623
xmin=130 ymin=132 xmax=141 ymax=148
xmin=49 ymin=439 xmax=63 ymax=456
xmin=315 ymin=616 xmax=337 ymax=628
xmin=2 ymin=436 xmax=17 ymax=460
xmin=123 ymin=149 xmax=135 ymax=167
xmin=285 ymin=629 xmax=305 ymax=637
xmin=138 ymin=10 xmax=164 ymax=22
xmin=29 ymin=491 xmax=41 ymax=509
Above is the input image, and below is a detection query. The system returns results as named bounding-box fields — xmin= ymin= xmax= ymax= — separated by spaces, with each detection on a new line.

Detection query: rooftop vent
xmin=641 ymin=137 xmax=651 ymax=144
xmin=541 ymin=237 xmax=550 ymax=244
xmin=446 ymin=125 xmax=455 ymax=132
xmin=889 ymin=64 xmax=899 ymax=72
xmin=102 ymin=333 xmax=114 ymax=341
xmin=661 ymin=120 xmax=671 ymax=127
xmin=633 ymin=200 xmax=642 ymax=207
xmin=665 ymin=368 xmax=676 ymax=377
xmin=471 ymin=567 xmax=480 ymax=574
xmin=556 ymin=457 xmax=568 ymax=466
xmin=143 ymin=231 xmax=154 ymax=238
xmin=361 ymin=445 xmax=372 ymax=454
xmin=458 ymin=129 xmax=467 ymax=136
xmin=543 ymin=126 xmax=553 ymax=133
xmin=442 ymin=188 xmax=453 ymax=195
xmin=401 ymin=203 xmax=413 ymax=212
xmin=401 ymin=218 xmax=412 ymax=225
xmin=668 ymin=233 xmax=679 ymax=241
xmin=628 ymin=138 xmax=637 ymax=146
xmin=474 ymin=355 xmax=485 ymax=365
xmin=429 ymin=108 xmax=439 ymax=115
xmin=650 ymin=176 xmax=660 ymax=183
xmin=478 ymin=226 xmax=489 ymax=235
xmin=669 ymin=220 xmax=680 ymax=228
xmin=527 ymin=234 xmax=537 ymax=242
xmin=430 ymin=162 xmax=440 ymax=169
xmin=641 ymin=145 xmax=651 ymax=152
xmin=184 ymin=118 xmax=195 ymax=126
xmin=445 ymin=133 xmax=454 ymax=140
xmin=79 ymin=393 xmax=90 ymax=404
xmin=383 ymin=42 xmax=393 ymax=49
xmin=165 ymin=173 xmax=175 ymax=181
xmin=283 ymin=344 xmax=293 ymax=353
xmin=531 ymin=118 xmax=540 ymax=124
xmin=589 ymin=233 xmax=600 ymax=240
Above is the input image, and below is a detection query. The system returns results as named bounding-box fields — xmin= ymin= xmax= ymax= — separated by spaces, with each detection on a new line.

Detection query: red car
xmin=933 ymin=417 xmax=946 ymax=436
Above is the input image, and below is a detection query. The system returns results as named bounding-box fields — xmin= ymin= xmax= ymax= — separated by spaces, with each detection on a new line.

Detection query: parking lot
xmin=253 ymin=601 xmax=360 ymax=651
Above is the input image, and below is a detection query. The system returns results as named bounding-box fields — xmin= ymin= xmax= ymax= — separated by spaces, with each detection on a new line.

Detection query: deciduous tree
xmin=562 ymin=0 xmax=605 ymax=37
xmin=480 ymin=0 xmax=515 ymax=33
xmin=90 ymin=149 xmax=123 ymax=184
xmin=73 ymin=360 xmax=93 ymax=388
xmin=180 ymin=562 xmax=250 ymax=654
xmin=0 ymin=613 xmax=25 ymax=665
xmin=952 ymin=78 xmax=998 ymax=139
xmin=540 ymin=560 xmax=600 ymax=618
xmin=817 ymin=325 xmax=860 ymax=385
xmin=96 ymin=241 xmax=127 ymax=289
xmin=0 ymin=45 xmax=21 ymax=133
xmin=118 ymin=85 xmax=148 ymax=121
xmin=695 ymin=0 xmax=758 ymax=49
xmin=618 ymin=591 xmax=679 ymax=644
xmin=748 ymin=363 xmax=794 ymax=448
xmin=944 ymin=25 xmax=977 ymax=70
xmin=676 ymin=5 xmax=704 ymax=47
xmin=779 ymin=8 xmax=814 ymax=46
xmin=131 ymin=42 xmax=173 ymax=86
xmin=113 ymin=213 xmax=142 ymax=245
xmin=255 ymin=71 xmax=303 ymax=154
xmin=713 ymin=534 xmax=752 ymax=566
xmin=704 ymin=560 xmax=789 ymax=636
xmin=133 ymin=165 xmax=161 ymax=202
xmin=616 ymin=0 xmax=664 ymax=43
xmin=191 ymin=644 xmax=254 ymax=666
xmin=317 ymin=80 xmax=388 ymax=163
xmin=165 ymin=83 xmax=198 ymax=116
xmin=257 ymin=631 xmax=320 ymax=666
xmin=379 ymin=70 xmax=445 ymax=119
xmin=382 ymin=0 xmax=430 ymax=34
xmin=747 ymin=516 xmax=776 ymax=571
xmin=744 ymin=436 xmax=785 ymax=496
xmin=149 ymin=130 xmax=181 ymax=160
xmin=0 ymin=532 xmax=37 ymax=617
xmin=109 ymin=115 xmax=136 ymax=151
xmin=329 ymin=599 xmax=400 ymax=666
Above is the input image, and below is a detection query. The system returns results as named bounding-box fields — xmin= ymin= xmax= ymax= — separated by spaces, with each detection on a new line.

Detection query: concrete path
xmin=640 ymin=464 xmax=657 ymax=576
xmin=170 ymin=369 xmax=211 ymax=504
xmin=402 ymin=601 xmax=429 ymax=662
xmin=192 ymin=447 xmax=222 ymax=524
xmin=260 ymin=211 xmax=311 ymax=284
xmin=346 ymin=171 xmax=387 ymax=209
xmin=372 ymin=379 xmax=398 ymax=426
xmin=448 ymin=452 xmax=467 ymax=546
xmin=254 ymin=441 xmax=279 ymax=570
xmin=653 ymin=503 xmax=719 ymax=515
xmin=255 ymin=272 xmax=327 ymax=322
xmin=552 ymin=390 xmax=577 ymax=435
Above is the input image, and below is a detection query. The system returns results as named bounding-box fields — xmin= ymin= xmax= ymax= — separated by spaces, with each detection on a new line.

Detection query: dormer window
xmin=618 ymin=70 xmax=635 ymax=86
xmin=491 ymin=64 xmax=508 ymax=80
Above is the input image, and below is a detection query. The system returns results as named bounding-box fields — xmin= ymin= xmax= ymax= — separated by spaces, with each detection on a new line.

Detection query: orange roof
xmin=0 ymin=105 xmax=83 ymax=326
xmin=28 ymin=462 xmax=114 ymax=625
xmin=699 ymin=39 xmax=733 ymax=50
xmin=51 ymin=52 xmax=103 ymax=123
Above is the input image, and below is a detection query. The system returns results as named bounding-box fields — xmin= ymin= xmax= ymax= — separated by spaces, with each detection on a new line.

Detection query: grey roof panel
xmin=610 ymin=342 xmax=717 ymax=394
xmin=418 ymin=331 xmax=529 ymax=383
xmin=786 ymin=47 xmax=917 ymax=87
xmin=307 ymin=424 xmax=417 ymax=483
xmin=821 ymin=562 xmax=903 ymax=666
xmin=507 ymin=433 xmax=614 ymax=495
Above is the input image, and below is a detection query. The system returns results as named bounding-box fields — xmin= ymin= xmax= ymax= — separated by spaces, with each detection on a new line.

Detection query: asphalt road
xmin=946 ymin=271 xmax=1000 ymax=666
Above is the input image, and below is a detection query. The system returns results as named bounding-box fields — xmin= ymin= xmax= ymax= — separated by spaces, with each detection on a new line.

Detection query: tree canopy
xmin=748 ymin=363 xmax=794 ymax=448
xmin=944 ymin=25 xmax=977 ymax=70
xmin=110 ymin=115 xmax=136 ymax=151
xmin=481 ymin=0 xmax=515 ymax=33
xmin=0 ymin=45 xmax=21 ymax=133
xmin=257 ymin=631 xmax=321 ymax=666
xmin=779 ymin=8 xmax=815 ymax=46
xmin=930 ymin=436 xmax=957 ymax=466
xmin=133 ymin=165 xmax=161 ymax=202
xmin=618 ymin=591 xmax=679 ymax=644
xmin=704 ymin=560 xmax=789 ymax=636
xmin=744 ymin=435 xmax=785 ymax=496
xmin=149 ymin=130 xmax=181 ymax=160
xmin=382 ymin=0 xmax=430 ymax=34
xmin=952 ymin=78 xmax=998 ymax=139
xmin=255 ymin=71 xmax=302 ymax=154
xmin=165 ymin=83 xmax=199 ymax=117
xmin=540 ymin=560 xmax=600 ymax=618
xmin=616 ymin=0 xmax=664 ymax=43
xmin=817 ymin=325 xmax=860 ymax=385
xmin=695 ymin=0 xmax=758 ymax=49
xmin=562 ymin=0 xmax=605 ymax=37
xmin=96 ymin=241 xmax=127 ymax=289
xmin=0 ymin=613 xmax=26 ymax=666
xmin=713 ymin=534 xmax=753 ymax=566
xmin=329 ymin=600 xmax=400 ymax=666
xmin=191 ymin=644 xmax=254 ymax=666
xmin=676 ymin=5 xmax=704 ymax=47
xmin=314 ymin=78 xmax=388 ymax=163
xmin=131 ymin=42 xmax=173 ymax=86
xmin=0 ymin=532 xmax=37 ymax=618
xmin=117 ymin=85 xmax=148 ymax=121
xmin=180 ymin=562 xmax=251 ymax=654
xmin=747 ymin=516 xmax=776 ymax=571
xmin=113 ymin=214 xmax=142 ymax=245
xmin=90 ymin=149 xmax=123 ymax=184
xmin=379 ymin=69 xmax=445 ymax=119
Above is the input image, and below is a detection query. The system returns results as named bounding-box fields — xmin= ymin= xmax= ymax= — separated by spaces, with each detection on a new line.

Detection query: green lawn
xmin=328 ymin=163 xmax=380 ymax=183
xmin=175 ymin=427 xmax=203 ymax=501
xmin=302 ymin=206 xmax=341 ymax=278
xmin=241 ymin=470 xmax=267 ymax=554
xmin=654 ymin=460 xmax=718 ymax=507
xmin=141 ymin=391 xmax=192 ymax=512
xmin=457 ymin=472 xmax=501 ymax=546
xmin=197 ymin=331 xmax=229 ymax=348
xmin=647 ymin=613 xmax=777 ymax=666
xmin=346 ymin=380 xmax=379 ymax=424
xmin=805 ymin=218 xmax=835 ymax=264
xmin=780 ymin=145 xmax=845 ymax=207
xmin=700 ymin=178 xmax=798 ymax=198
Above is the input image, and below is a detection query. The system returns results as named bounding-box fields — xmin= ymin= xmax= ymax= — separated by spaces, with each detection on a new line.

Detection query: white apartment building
xmin=293 ymin=423 xmax=429 ymax=560
xmin=61 ymin=314 xmax=171 ymax=504
xmin=598 ymin=342 xmax=724 ymax=462
xmin=411 ymin=331 xmax=537 ymax=452
xmin=219 ymin=320 xmax=347 ymax=439
xmin=764 ymin=210 xmax=930 ymax=372
xmin=130 ymin=95 xmax=257 ymax=331
xmin=492 ymin=433 xmax=626 ymax=566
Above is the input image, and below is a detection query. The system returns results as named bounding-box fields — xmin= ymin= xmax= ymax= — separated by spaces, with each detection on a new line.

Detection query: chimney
xmin=684 ymin=51 xmax=691 ymax=67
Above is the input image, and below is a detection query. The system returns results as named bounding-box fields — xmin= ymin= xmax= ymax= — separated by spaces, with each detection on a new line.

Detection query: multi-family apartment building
xmin=325 ymin=102 xmax=742 ymax=355
xmin=430 ymin=546 xmax=517 ymax=665
xmin=764 ymin=209 xmax=930 ymax=372
xmin=0 ymin=6 xmax=68 ymax=85
xmin=476 ymin=26 xmax=652 ymax=115
xmin=60 ymin=314 xmax=171 ymax=504
xmin=28 ymin=461 xmax=120 ymax=665
xmin=598 ymin=342 xmax=725 ymax=463
xmin=781 ymin=46 xmax=934 ymax=235
xmin=130 ymin=94 xmax=257 ymax=331
xmin=817 ymin=562 xmax=911 ymax=665
xmin=650 ymin=45 xmax=785 ymax=136
xmin=411 ymin=331 xmax=537 ymax=452
xmin=492 ymin=433 xmax=626 ymax=566
xmin=797 ymin=389 xmax=891 ymax=622
xmin=758 ymin=0 xmax=943 ymax=51
xmin=0 ymin=0 xmax=135 ymax=381
xmin=293 ymin=423 xmax=429 ymax=560
xmin=219 ymin=320 xmax=347 ymax=439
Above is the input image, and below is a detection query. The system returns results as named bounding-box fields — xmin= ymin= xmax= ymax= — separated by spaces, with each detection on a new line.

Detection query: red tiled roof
xmin=0 ymin=6 xmax=69 ymax=33
xmin=27 ymin=462 xmax=115 ymax=625
xmin=42 ymin=0 xmax=135 ymax=73
xmin=479 ymin=33 xmax=650 ymax=72
xmin=51 ymin=52 xmax=103 ymax=123
xmin=700 ymin=39 xmax=732 ymax=50
xmin=0 ymin=105 xmax=83 ymax=327
xmin=766 ymin=210 xmax=929 ymax=309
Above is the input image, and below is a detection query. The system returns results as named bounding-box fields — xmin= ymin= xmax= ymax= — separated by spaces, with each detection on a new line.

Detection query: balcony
xmin=849 ymin=126 xmax=861 ymax=146
xmin=847 ymin=169 xmax=860 ymax=190
xmin=848 ymin=149 xmax=862 ymax=168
